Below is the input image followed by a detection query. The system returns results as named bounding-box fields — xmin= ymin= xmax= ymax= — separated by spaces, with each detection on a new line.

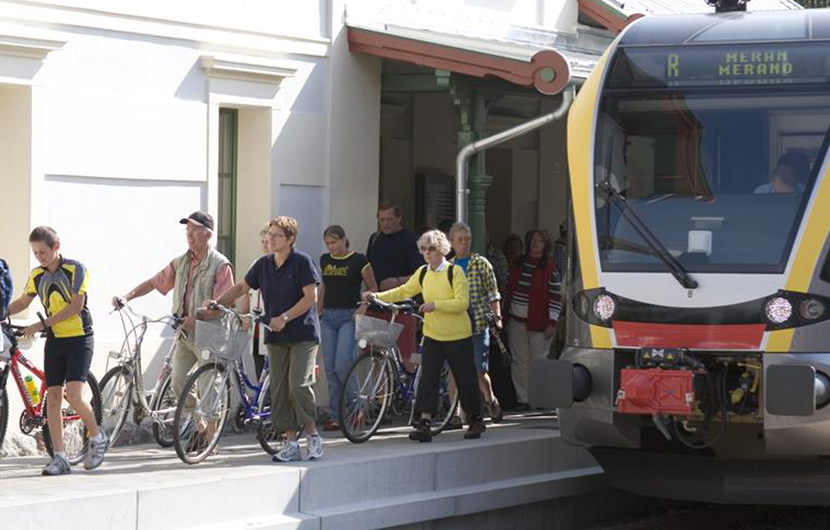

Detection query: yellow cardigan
xmin=376 ymin=263 xmax=472 ymax=341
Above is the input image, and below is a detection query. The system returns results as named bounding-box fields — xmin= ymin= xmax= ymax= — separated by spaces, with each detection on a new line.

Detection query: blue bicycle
xmin=172 ymin=303 xmax=280 ymax=464
xmin=339 ymin=298 xmax=458 ymax=443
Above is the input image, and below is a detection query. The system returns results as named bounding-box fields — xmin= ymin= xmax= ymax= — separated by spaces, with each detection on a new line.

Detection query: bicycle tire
xmin=430 ymin=361 xmax=460 ymax=435
xmin=150 ymin=371 xmax=176 ymax=448
xmin=339 ymin=349 xmax=394 ymax=443
xmin=256 ymin=377 xmax=285 ymax=455
xmin=0 ymin=385 xmax=8 ymax=452
xmin=99 ymin=366 xmax=134 ymax=446
xmin=172 ymin=362 xmax=231 ymax=464
xmin=43 ymin=372 xmax=103 ymax=465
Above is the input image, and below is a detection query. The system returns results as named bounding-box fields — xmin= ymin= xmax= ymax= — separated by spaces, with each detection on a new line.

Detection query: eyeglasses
xmin=268 ymin=232 xmax=288 ymax=239
xmin=419 ymin=246 xmax=438 ymax=253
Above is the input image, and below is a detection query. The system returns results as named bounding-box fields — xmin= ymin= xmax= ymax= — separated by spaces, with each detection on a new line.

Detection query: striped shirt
xmin=509 ymin=256 xmax=562 ymax=324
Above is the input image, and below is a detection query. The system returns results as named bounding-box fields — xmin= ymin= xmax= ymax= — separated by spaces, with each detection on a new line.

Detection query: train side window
xmin=568 ymin=207 xmax=580 ymax=283
xmin=821 ymin=248 xmax=830 ymax=284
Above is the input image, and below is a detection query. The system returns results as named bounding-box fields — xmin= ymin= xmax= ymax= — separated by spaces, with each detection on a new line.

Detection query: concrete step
xmin=0 ymin=415 xmax=605 ymax=530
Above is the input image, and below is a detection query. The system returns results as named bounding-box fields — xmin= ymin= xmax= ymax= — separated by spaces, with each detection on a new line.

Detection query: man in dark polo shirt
xmin=366 ymin=201 xmax=423 ymax=360
xmin=367 ymin=201 xmax=423 ymax=290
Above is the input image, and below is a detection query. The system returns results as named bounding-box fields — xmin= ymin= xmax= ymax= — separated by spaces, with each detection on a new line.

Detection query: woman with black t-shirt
xmin=319 ymin=225 xmax=378 ymax=431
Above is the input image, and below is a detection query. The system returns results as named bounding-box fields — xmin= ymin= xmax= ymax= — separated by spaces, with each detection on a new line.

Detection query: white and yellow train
xmin=548 ymin=7 xmax=830 ymax=504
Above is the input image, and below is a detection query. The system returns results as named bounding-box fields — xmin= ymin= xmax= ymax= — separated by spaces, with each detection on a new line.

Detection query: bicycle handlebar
xmin=362 ymin=297 xmax=422 ymax=317
xmin=111 ymin=298 xmax=183 ymax=328
xmin=1 ymin=321 xmax=45 ymax=339
xmin=205 ymin=302 xmax=272 ymax=330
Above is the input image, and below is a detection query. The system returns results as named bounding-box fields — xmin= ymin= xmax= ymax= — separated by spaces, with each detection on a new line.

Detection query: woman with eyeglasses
xmin=364 ymin=229 xmax=485 ymax=442
xmin=212 ymin=216 xmax=323 ymax=462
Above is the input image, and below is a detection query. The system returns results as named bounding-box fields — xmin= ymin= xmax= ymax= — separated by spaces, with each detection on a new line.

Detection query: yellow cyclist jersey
xmin=25 ymin=256 xmax=93 ymax=338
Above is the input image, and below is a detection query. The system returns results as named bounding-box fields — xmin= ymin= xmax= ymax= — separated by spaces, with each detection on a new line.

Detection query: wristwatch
xmin=281 ymin=313 xmax=289 ymax=322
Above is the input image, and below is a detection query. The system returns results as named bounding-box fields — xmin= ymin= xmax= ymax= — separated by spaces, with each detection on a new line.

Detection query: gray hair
xmin=448 ymin=222 xmax=471 ymax=241
xmin=417 ymin=229 xmax=452 ymax=256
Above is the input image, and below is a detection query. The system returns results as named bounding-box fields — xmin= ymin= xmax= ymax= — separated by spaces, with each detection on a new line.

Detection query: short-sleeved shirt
xmin=150 ymin=253 xmax=234 ymax=316
xmin=25 ymin=256 xmax=93 ymax=338
xmin=320 ymin=252 xmax=369 ymax=309
xmin=366 ymin=229 xmax=423 ymax=283
xmin=245 ymin=250 xmax=321 ymax=344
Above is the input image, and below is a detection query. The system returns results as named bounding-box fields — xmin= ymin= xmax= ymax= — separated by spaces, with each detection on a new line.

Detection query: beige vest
xmin=171 ymin=248 xmax=230 ymax=320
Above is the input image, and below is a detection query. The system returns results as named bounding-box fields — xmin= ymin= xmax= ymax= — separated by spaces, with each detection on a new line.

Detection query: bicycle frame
xmin=1 ymin=345 xmax=81 ymax=428
xmin=230 ymin=355 xmax=271 ymax=425
xmin=110 ymin=307 xmax=182 ymax=424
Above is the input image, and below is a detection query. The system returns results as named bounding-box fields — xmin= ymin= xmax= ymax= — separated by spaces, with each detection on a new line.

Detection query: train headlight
xmin=799 ymin=298 xmax=826 ymax=321
xmin=765 ymin=297 xmax=793 ymax=324
xmin=593 ymin=294 xmax=617 ymax=321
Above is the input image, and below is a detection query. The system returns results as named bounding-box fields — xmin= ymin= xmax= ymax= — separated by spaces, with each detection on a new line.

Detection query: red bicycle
xmin=0 ymin=320 xmax=102 ymax=464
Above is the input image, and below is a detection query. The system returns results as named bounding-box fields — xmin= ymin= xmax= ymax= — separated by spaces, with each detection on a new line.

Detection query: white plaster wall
xmin=0 ymin=0 xmax=387 ymax=444
xmin=8 ymin=0 xmax=330 ymax=41
xmin=0 ymin=85 xmax=31 ymax=295
xmin=391 ymin=0 xmax=574 ymax=30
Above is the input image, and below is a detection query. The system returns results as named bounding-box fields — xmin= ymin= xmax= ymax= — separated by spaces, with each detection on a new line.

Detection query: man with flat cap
xmin=114 ymin=211 xmax=235 ymax=429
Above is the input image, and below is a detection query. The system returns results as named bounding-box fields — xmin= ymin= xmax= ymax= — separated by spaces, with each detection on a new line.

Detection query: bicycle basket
xmin=195 ymin=318 xmax=250 ymax=361
xmin=355 ymin=314 xmax=403 ymax=349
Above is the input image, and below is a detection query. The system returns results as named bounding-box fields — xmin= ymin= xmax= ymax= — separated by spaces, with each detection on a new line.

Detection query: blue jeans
xmin=321 ymin=308 xmax=357 ymax=423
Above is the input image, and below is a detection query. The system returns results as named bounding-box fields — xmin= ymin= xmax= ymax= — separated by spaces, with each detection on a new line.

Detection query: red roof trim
xmin=348 ymin=28 xmax=570 ymax=95
xmin=577 ymin=0 xmax=643 ymax=33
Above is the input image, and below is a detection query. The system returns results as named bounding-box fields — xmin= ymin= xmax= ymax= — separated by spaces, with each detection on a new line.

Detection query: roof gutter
xmin=455 ymin=85 xmax=575 ymax=223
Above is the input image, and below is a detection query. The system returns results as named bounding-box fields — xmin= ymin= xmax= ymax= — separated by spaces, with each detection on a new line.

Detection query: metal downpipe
xmin=455 ymin=85 xmax=575 ymax=223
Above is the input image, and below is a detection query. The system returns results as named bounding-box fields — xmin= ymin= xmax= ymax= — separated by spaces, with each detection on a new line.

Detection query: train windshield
xmin=595 ymin=43 xmax=830 ymax=274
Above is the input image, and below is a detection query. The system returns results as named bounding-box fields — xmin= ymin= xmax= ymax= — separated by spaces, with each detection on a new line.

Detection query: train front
xmin=550 ymin=10 xmax=830 ymax=504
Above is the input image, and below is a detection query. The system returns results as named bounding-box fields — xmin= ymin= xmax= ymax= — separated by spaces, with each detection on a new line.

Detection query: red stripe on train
xmin=612 ymin=321 xmax=766 ymax=350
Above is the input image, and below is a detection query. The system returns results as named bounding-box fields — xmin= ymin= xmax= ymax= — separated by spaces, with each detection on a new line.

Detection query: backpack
xmin=0 ymin=259 xmax=12 ymax=320
xmin=417 ymin=264 xmax=455 ymax=289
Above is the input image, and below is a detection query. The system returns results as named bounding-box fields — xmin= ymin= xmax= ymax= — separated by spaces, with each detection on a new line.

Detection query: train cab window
xmin=595 ymin=42 xmax=830 ymax=274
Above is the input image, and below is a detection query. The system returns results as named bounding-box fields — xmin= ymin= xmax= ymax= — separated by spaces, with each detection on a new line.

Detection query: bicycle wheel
xmin=430 ymin=361 xmax=460 ymax=435
xmin=0 ymin=383 xmax=8 ymax=451
xmin=173 ymin=362 xmax=231 ymax=464
xmin=149 ymin=371 xmax=177 ymax=448
xmin=339 ymin=350 xmax=394 ymax=443
xmin=255 ymin=377 xmax=285 ymax=455
xmin=43 ymin=373 xmax=103 ymax=465
xmin=99 ymin=366 xmax=134 ymax=446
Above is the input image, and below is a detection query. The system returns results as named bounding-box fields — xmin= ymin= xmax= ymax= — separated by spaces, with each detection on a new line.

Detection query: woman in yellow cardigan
xmin=364 ymin=229 xmax=485 ymax=442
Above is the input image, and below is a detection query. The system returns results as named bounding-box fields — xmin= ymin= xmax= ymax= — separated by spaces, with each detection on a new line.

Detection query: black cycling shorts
xmin=44 ymin=335 xmax=94 ymax=388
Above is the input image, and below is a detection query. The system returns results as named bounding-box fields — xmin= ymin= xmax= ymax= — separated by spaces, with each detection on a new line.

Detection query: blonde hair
xmin=417 ymin=229 xmax=451 ymax=256
xmin=259 ymin=222 xmax=270 ymax=237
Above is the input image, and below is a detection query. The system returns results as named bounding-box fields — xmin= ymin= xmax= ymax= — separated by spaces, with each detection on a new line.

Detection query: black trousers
xmin=418 ymin=336 xmax=481 ymax=419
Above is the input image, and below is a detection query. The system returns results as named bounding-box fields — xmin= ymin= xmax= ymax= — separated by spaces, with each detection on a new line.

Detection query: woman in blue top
xmin=213 ymin=216 xmax=323 ymax=463
xmin=318 ymin=225 xmax=377 ymax=431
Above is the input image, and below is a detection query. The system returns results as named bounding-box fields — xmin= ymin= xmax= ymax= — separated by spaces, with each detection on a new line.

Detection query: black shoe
xmin=408 ymin=420 xmax=432 ymax=443
xmin=488 ymin=399 xmax=503 ymax=423
xmin=512 ymin=403 xmax=531 ymax=412
xmin=464 ymin=419 xmax=486 ymax=440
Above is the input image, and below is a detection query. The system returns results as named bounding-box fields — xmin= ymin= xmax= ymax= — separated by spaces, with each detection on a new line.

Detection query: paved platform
xmin=0 ymin=414 xmax=606 ymax=530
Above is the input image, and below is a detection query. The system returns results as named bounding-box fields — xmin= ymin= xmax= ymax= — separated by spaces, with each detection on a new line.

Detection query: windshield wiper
xmin=597 ymin=180 xmax=698 ymax=289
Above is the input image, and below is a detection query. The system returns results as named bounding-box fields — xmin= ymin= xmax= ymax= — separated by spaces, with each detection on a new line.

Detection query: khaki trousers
xmin=267 ymin=342 xmax=318 ymax=433
xmin=508 ymin=319 xmax=552 ymax=404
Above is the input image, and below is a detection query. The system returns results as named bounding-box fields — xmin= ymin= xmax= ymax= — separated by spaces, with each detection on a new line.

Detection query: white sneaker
xmin=84 ymin=431 xmax=109 ymax=470
xmin=42 ymin=453 xmax=71 ymax=476
xmin=272 ymin=441 xmax=302 ymax=462
xmin=306 ymin=433 xmax=323 ymax=460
